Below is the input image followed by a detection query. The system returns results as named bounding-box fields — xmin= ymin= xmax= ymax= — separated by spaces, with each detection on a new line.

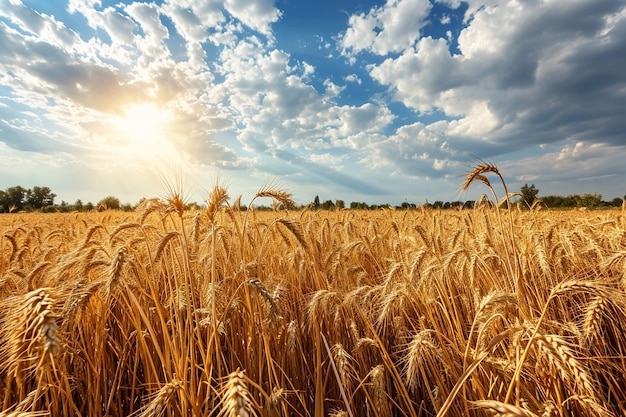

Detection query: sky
xmin=1 ymin=0 xmax=625 ymax=207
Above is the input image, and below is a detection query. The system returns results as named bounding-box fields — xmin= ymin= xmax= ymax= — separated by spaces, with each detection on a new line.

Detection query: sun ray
xmin=114 ymin=102 xmax=169 ymax=147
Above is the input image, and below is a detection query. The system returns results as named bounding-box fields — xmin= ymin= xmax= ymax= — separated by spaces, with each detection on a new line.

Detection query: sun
xmin=114 ymin=102 xmax=169 ymax=147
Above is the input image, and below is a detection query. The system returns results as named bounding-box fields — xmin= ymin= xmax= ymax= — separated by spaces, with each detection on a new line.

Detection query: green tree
xmin=313 ymin=195 xmax=320 ymax=209
xmin=97 ymin=196 xmax=121 ymax=210
xmin=321 ymin=200 xmax=335 ymax=210
xmin=0 ymin=190 xmax=7 ymax=212
xmin=58 ymin=201 xmax=70 ymax=213
xmin=27 ymin=186 xmax=56 ymax=209
xmin=5 ymin=186 xmax=27 ymax=212
xmin=335 ymin=199 xmax=345 ymax=209
xmin=577 ymin=193 xmax=602 ymax=208
xmin=350 ymin=202 xmax=369 ymax=209
xmin=520 ymin=183 xmax=539 ymax=207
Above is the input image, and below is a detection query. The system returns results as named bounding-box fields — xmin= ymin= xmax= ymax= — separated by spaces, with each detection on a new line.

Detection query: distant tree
xmin=0 ymin=190 xmax=8 ymax=212
xmin=4 ymin=186 xmax=28 ymax=212
xmin=335 ymin=199 xmax=345 ymax=209
xmin=450 ymin=201 xmax=464 ymax=209
xmin=26 ymin=186 xmax=56 ymax=209
xmin=97 ymin=196 xmax=121 ymax=210
xmin=520 ymin=184 xmax=539 ymax=207
xmin=314 ymin=195 xmax=320 ymax=209
xmin=185 ymin=202 xmax=204 ymax=211
xmin=74 ymin=199 xmax=84 ymax=211
xmin=350 ymin=202 xmax=369 ymax=209
xmin=59 ymin=201 xmax=70 ymax=213
xmin=321 ymin=200 xmax=335 ymax=210
xmin=432 ymin=201 xmax=444 ymax=209
xmin=463 ymin=200 xmax=475 ymax=209
xmin=577 ymin=193 xmax=602 ymax=208
xmin=610 ymin=197 xmax=623 ymax=207
xmin=84 ymin=201 xmax=95 ymax=211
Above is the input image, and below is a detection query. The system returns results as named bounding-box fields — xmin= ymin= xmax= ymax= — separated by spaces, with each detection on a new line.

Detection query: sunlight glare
xmin=114 ymin=103 xmax=169 ymax=147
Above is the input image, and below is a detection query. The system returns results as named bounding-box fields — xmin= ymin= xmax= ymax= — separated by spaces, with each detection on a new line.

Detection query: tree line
xmin=0 ymin=185 xmax=132 ymax=213
xmin=312 ymin=183 xmax=624 ymax=210
xmin=0 ymin=183 xmax=623 ymax=213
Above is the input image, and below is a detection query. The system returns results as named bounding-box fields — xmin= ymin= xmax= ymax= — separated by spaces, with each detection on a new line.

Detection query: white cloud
xmin=340 ymin=0 xmax=432 ymax=56
xmin=0 ymin=2 xmax=81 ymax=51
xmin=161 ymin=2 xmax=212 ymax=43
xmin=124 ymin=2 xmax=170 ymax=60
xmin=505 ymin=141 xmax=626 ymax=194
xmin=102 ymin=7 xmax=137 ymax=44
xmin=370 ymin=36 xmax=462 ymax=113
xmin=332 ymin=103 xmax=394 ymax=138
xmin=344 ymin=74 xmax=361 ymax=84
xmin=446 ymin=101 xmax=498 ymax=138
xmin=308 ymin=152 xmax=345 ymax=169
xmin=323 ymin=79 xmax=345 ymax=99
xmin=435 ymin=0 xmax=462 ymax=9
xmin=362 ymin=0 xmax=626 ymax=181
xmin=224 ymin=0 xmax=281 ymax=37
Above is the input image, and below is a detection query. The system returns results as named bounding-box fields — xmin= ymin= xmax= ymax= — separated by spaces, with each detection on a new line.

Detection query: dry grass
xmin=1 ymin=170 xmax=626 ymax=416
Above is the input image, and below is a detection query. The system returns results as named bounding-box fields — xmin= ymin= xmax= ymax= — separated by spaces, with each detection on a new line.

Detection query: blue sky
xmin=1 ymin=0 xmax=625 ymax=206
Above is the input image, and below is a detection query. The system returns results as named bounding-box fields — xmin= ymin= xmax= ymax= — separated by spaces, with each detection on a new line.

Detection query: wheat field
xmin=1 ymin=179 xmax=626 ymax=416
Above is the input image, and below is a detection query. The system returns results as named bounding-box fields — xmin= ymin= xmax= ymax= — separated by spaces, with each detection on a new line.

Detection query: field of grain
xmin=1 ymin=182 xmax=626 ymax=416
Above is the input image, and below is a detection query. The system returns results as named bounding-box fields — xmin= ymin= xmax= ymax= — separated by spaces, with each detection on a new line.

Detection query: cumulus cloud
xmin=357 ymin=0 xmax=626 ymax=180
xmin=344 ymin=74 xmax=361 ymax=84
xmin=504 ymin=141 xmax=626 ymax=194
xmin=224 ymin=0 xmax=281 ymax=36
xmin=340 ymin=0 xmax=432 ymax=56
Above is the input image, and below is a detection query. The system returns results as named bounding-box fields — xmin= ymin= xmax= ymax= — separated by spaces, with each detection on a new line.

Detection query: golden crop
xmin=1 ymin=182 xmax=625 ymax=416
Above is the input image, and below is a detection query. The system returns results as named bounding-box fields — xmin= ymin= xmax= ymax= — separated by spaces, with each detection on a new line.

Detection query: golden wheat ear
xmin=253 ymin=181 xmax=295 ymax=210
xmin=216 ymin=369 xmax=258 ymax=417
xmin=158 ymin=167 xmax=191 ymax=218
xmin=472 ymin=400 xmax=540 ymax=417
xmin=206 ymin=182 xmax=230 ymax=223
xmin=0 ymin=288 xmax=61 ymax=386
xmin=462 ymin=161 xmax=501 ymax=191
xmin=132 ymin=379 xmax=183 ymax=417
